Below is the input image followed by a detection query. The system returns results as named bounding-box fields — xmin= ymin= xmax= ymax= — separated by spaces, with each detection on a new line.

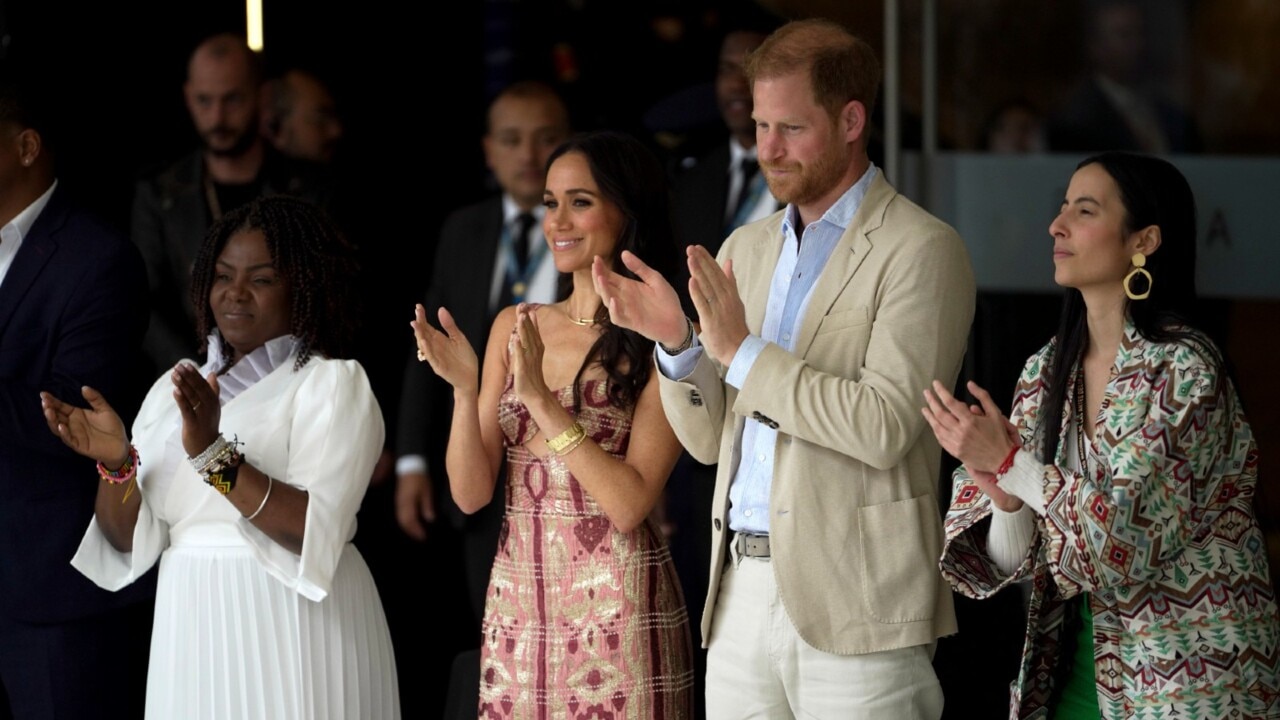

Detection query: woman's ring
xmin=191 ymin=401 xmax=202 ymax=410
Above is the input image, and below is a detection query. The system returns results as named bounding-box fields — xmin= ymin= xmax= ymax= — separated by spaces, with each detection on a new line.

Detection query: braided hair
xmin=190 ymin=195 xmax=360 ymax=370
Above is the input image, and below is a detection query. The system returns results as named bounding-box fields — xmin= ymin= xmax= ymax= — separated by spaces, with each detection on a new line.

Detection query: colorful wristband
xmin=995 ymin=444 xmax=1021 ymax=479
xmin=98 ymin=445 xmax=139 ymax=485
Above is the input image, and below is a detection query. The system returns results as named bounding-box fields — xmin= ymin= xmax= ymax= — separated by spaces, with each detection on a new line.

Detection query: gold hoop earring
xmin=1123 ymin=253 xmax=1152 ymax=300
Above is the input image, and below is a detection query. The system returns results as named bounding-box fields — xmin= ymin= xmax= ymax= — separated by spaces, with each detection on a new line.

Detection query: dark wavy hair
xmin=190 ymin=195 xmax=360 ymax=371
xmin=545 ymin=131 xmax=682 ymax=412
xmin=1037 ymin=151 xmax=1219 ymax=462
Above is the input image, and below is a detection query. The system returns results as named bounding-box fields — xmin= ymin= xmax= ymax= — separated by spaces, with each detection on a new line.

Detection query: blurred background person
xmin=134 ymin=33 xmax=333 ymax=377
xmin=1048 ymin=0 xmax=1202 ymax=153
xmin=397 ymin=80 xmax=569 ymax=617
xmin=261 ymin=68 xmax=344 ymax=165
xmin=980 ymin=98 xmax=1047 ymax=153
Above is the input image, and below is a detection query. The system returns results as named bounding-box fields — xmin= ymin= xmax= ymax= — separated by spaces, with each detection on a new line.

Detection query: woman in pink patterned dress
xmin=413 ymin=131 xmax=693 ymax=719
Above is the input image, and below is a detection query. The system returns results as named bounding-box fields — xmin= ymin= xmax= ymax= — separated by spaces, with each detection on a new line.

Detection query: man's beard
xmin=762 ymin=147 xmax=847 ymax=209
xmin=201 ymin=125 xmax=258 ymax=158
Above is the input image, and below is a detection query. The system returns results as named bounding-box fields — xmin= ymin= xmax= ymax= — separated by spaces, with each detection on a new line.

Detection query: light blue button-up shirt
xmin=658 ymin=165 xmax=878 ymax=535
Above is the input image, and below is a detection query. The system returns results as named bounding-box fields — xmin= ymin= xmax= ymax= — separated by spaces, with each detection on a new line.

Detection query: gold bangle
xmin=555 ymin=432 xmax=587 ymax=457
xmin=545 ymin=422 xmax=586 ymax=455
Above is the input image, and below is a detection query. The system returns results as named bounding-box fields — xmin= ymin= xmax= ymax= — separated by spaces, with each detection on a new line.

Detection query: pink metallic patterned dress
xmin=480 ymin=373 xmax=694 ymax=720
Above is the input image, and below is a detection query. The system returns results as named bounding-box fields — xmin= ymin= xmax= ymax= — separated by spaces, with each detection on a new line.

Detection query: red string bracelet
xmin=995 ymin=444 xmax=1020 ymax=479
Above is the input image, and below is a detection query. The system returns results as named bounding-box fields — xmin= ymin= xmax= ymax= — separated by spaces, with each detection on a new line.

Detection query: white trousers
xmin=705 ymin=549 xmax=944 ymax=720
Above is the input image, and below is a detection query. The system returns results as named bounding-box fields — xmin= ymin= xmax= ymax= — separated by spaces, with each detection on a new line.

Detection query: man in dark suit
xmin=0 ymin=78 xmax=152 ymax=719
xmin=397 ymin=81 xmax=568 ymax=618
xmin=134 ymin=33 xmax=331 ymax=376
xmin=670 ymin=27 xmax=778 ymax=258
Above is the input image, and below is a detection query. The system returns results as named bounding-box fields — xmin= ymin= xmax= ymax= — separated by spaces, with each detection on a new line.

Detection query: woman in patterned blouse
xmin=922 ymin=152 xmax=1280 ymax=720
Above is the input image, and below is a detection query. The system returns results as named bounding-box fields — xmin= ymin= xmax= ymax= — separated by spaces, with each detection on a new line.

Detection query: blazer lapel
xmin=741 ymin=212 xmax=784 ymax=336
xmin=793 ymin=173 xmax=893 ymax=359
xmin=0 ymin=187 xmax=67 ymax=338
xmin=475 ymin=197 xmax=504 ymax=319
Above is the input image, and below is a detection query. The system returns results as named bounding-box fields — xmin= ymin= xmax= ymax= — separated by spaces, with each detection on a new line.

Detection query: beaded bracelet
xmin=98 ymin=445 xmax=139 ymax=485
xmin=658 ymin=317 xmax=695 ymax=355
xmin=545 ymin=422 xmax=586 ymax=455
xmin=190 ymin=435 xmax=244 ymax=494
xmin=98 ymin=445 xmax=140 ymax=503
xmin=203 ymin=449 xmax=243 ymax=495
xmin=190 ymin=434 xmax=234 ymax=474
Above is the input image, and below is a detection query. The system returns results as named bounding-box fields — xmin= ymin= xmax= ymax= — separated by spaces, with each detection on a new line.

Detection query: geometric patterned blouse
xmin=940 ymin=320 xmax=1280 ymax=720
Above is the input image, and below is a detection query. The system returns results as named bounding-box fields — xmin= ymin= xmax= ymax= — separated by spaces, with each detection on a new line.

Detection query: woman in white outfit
xmin=40 ymin=196 xmax=400 ymax=720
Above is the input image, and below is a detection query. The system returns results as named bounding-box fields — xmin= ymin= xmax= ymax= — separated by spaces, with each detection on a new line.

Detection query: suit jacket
xmin=397 ymin=196 xmax=519 ymax=628
xmin=671 ymin=141 xmax=733 ymax=258
xmin=658 ymin=172 xmax=973 ymax=654
xmin=0 ymin=184 xmax=154 ymax=622
xmin=132 ymin=148 xmax=334 ymax=375
xmin=398 ymin=196 xmax=508 ymax=524
xmin=670 ymin=140 xmax=781 ymax=259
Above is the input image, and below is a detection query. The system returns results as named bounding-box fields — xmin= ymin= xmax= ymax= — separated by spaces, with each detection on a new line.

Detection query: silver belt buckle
xmin=735 ymin=532 xmax=770 ymax=558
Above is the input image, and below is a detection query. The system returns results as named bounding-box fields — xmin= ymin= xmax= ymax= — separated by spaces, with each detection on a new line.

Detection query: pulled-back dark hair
xmin=190 ymin=195 xmax=360 ymax=371
xmin=545 ymin=131 xmax=682 ymax=412
xmin=1038 ymin=151 xmax=1219 ymax=462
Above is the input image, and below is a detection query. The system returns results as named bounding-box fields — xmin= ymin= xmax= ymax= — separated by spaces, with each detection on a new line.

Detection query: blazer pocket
xmin=857 ymin=494 xmax=942 ymax=624
xmin=814 ymin=306 xmax=870 ymax=337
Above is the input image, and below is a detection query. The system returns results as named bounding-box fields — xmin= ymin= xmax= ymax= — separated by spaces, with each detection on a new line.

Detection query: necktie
xmin=733 ymin=159 xmax=760 ymax=218
xmin=725 ymin=158 xmax=764 ymax=236
xmin=499 ymin=212 xmax=537 ymax=308
xmin=512 ymin=212 xmax=535 ymax=275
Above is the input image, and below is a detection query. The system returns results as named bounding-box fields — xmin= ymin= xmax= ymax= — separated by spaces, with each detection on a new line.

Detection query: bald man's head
xmin=184 ymin=34 xmax=262 ymax=158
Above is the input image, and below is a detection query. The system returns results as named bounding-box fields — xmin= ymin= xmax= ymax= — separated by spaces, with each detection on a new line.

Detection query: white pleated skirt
xmin=147 ymin=542 xmax=400 ymax=720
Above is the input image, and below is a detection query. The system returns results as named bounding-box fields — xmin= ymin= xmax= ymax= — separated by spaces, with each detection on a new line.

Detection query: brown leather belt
xmin=733 ymin=532 xmax=771 ymax=558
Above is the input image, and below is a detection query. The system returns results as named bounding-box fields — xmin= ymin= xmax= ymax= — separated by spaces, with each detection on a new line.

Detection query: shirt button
xmin=744 ymin=509 xmax=753 ymax=517
xmin=758 ymin=453 xmax=766 ymax=463
xmin=782 ymin=332 xmax=791 ymax=341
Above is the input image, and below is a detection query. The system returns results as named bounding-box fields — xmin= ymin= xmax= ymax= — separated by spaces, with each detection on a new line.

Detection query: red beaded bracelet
xmin=995 ymin=444 xmax=1020 ymax=479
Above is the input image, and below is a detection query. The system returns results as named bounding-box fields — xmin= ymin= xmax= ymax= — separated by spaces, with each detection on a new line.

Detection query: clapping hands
xmin=412 ymin=304 xmax=479 ymax=394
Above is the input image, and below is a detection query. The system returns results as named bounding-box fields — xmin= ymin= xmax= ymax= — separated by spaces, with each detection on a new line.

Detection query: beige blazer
xmin=659 ymin=173 xmax=974 ymax=654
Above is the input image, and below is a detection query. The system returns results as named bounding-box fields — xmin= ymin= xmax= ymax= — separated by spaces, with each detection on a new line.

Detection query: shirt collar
xmin=501 ymin=193 xmax=546 ymax=225
xmin=781 ymin=163 xmax=878 ymax=237
xmin=728 ymin=138 xmax=758 ymax=169
xmin=1 ymin=180 xmax=57 ymax=242
xmin=201 ymin=331 xmax=302 ymax=404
